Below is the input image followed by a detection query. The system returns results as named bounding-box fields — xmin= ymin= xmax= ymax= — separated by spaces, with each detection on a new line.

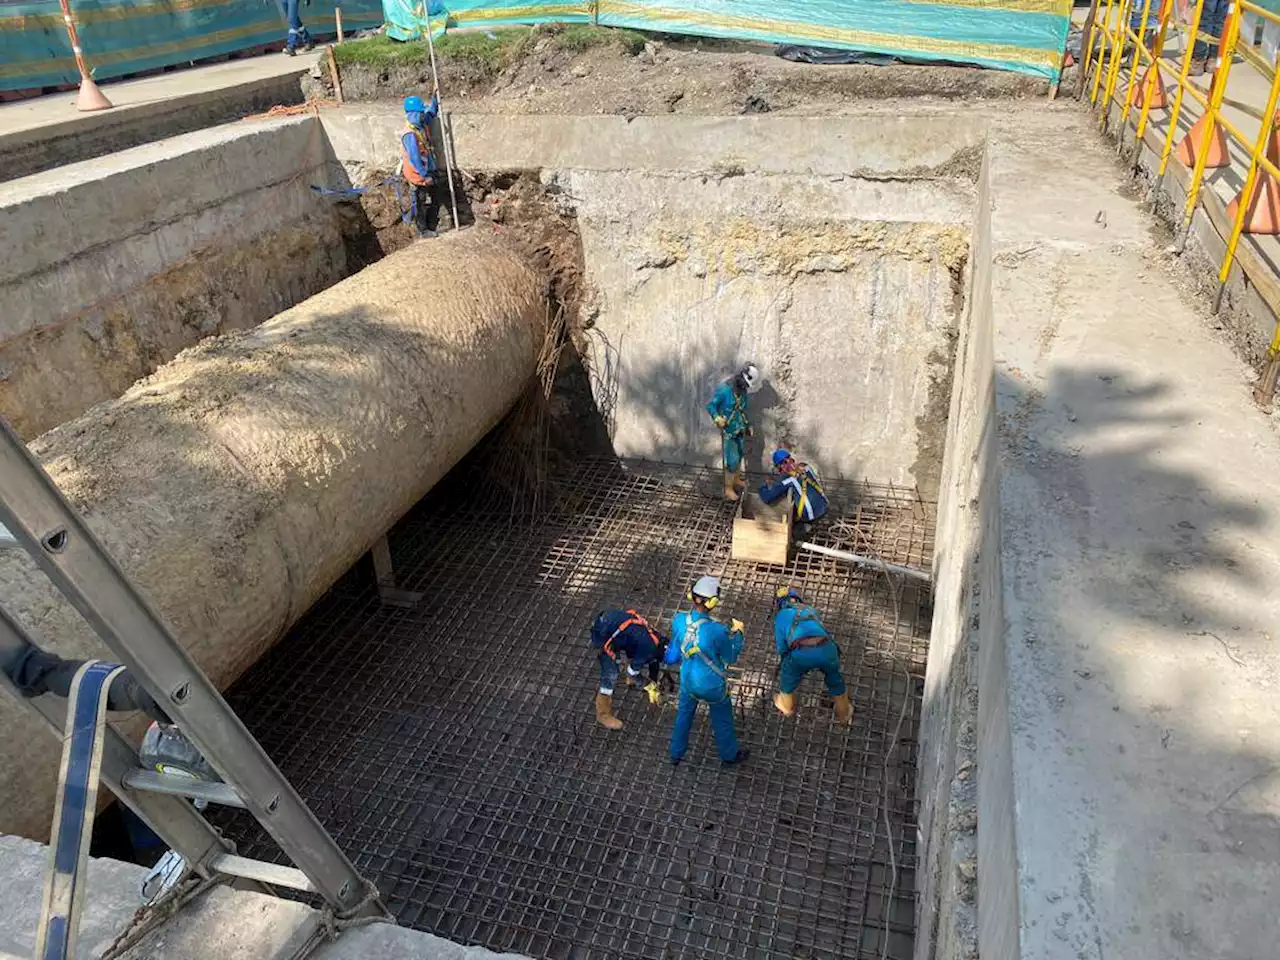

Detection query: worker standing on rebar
xmin=589 ymin=608 xmax=668 ymax=730
xmin=401 ymin=90 xmax=444 ymax=238
xmin=759 ymin=448 xmax=828 ymax=529
xmin=771 ymin=587 xmax=852 ymax=724
xmin=664 ymin=576 xmax=750 ymax=767
xmin=706 ymin=363 xmax=762 ymax=502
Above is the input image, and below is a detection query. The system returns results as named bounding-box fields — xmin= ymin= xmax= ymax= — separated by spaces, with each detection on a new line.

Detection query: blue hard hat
xmin=772 ymin=448 xmax=793 ymax=469
xmin=404 ymin=95 xmax=426 ymax=114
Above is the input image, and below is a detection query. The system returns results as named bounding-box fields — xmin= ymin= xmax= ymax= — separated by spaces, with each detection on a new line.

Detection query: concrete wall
xmin=0 ymin=114 xmax=347 ymax=439
xmin=321 ymin=109 xmax=979 ymax=490
xmin=915 ymin=150 xmax=1019 ymax=960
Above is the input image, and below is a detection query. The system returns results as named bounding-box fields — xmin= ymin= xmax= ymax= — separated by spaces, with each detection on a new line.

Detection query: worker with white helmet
xmin=663 ymin=575 xmax=750 ymax=767
xmin=771 ymin=586 xmax=851 ymax=724
xmin=706 ymin=362 xmax=762 ymax=501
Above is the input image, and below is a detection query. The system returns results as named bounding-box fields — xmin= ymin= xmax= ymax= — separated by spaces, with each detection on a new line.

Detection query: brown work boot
xmin=723 ymin=469 xmax=741 ymax=501
xmin=595 ymin=693 xmax=623 ymax=730
xmin=832 ymin=693 xmax=853 ymax=725
xmin=773 ymin=691 xmax=796 ymax=716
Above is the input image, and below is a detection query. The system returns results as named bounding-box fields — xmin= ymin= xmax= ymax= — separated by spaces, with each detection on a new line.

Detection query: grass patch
xmin=333 ymin=28 xmax=534 ymax=73
xmin=332 ymin=24 xmax=645 ymax=75
xmin=557 ymin=24 xmax=646 ymax=56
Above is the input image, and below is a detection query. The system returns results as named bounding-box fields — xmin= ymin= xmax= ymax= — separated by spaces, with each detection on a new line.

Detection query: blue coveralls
xmin=402 ymin=97 xmax=442 ymax=235
xmin=706 ymin=382 xmax=749 ymax=473
xmin=589 ymin=609 xmax=666 ymax=694
xmin=759 ymin=463 xmax=829 ymax=522
xmin=665 ymin=609 xmax=743 ymax=762
xmin=775 ymin=604 xmax=846 ymax=697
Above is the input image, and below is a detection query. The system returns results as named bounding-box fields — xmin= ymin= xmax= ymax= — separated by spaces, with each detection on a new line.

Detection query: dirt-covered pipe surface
xmin=0 ymin=230 xmax=548 ymax=839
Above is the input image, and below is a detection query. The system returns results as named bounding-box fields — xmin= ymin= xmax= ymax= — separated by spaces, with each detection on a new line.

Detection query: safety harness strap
xmin=783 ymin=607 xmax=828 ymax=655
xmin=681 ymin=618 xmax=727 ymax=680
xmin=603 ymin=609 xmax=661 ymax=661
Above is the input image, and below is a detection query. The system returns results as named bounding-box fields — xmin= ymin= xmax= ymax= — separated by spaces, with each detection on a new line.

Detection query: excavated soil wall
xmin=0 ymin=230 xmax=548 ymax=841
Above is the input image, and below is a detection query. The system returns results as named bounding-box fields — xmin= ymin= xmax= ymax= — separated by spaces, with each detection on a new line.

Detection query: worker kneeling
xmin=759 ymin=448 xmax=828 ymax=527
xmin=772 ymin=587 xmax=852 ymax=724
xmin=665 ymin=576 xmax=749 ymax=767
xmin=590 ymin=608 xmax=668 ymax=730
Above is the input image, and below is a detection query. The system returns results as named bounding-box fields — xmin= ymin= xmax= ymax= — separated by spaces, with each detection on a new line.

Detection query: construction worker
xmin=281 ymin=0 xmax=314 ymax=57
xmin=401 ymin=91 xmax=444 ymax=238
xmin=664 ymin=576 xmax=750 ymax=767
xmin=589 ymin=608 xmax=668 ymax=730
xmin=706 ymin=363 xmax=762 ymax=501
xmin=771 ymin=587 xmax=852 ymax=724
xmin=759 ymin=448 xmax=828 ymax=527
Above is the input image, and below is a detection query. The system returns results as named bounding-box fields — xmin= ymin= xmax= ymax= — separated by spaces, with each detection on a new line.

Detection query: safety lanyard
xmin=783 ymin=607 xmax=826 ymax=654
xmin=603 ymin=609 xmax=659 ymax=661
xmin=681 ymin=617 xmax=727 ymax=680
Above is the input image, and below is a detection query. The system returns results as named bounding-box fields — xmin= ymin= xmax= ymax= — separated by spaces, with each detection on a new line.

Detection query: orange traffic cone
xmin=1226 ymin=113 xmax=1280 ymax=235
xmin=1175 ymin=112 xmax=1230 ymax=169
xmin=1137 ymin=62 xmax=1168 ymax=110
xmin=75 ymin=73 xmax=112 ymax=112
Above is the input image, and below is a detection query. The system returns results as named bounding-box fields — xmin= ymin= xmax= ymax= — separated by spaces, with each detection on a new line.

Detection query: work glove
xmin=644 ymin=681 xmax=661 ymax=706
xmin=713 ymin=416 xmax=728 ymax=429
xmin=730 ymin=618 xmax=745 ymax=636
xmin=747 ymin=426 xmax=755 ymax=438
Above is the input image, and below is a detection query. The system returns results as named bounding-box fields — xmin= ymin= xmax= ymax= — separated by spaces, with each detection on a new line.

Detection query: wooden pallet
xmin=731 ymin=492 xmax=791 ymax=565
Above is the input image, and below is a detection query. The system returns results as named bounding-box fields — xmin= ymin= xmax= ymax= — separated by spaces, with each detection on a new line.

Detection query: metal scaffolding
xmin=216 ymin=458 xmax=933 ymax=960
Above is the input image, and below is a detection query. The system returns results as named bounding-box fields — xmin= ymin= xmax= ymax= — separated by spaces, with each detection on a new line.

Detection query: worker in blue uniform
xmin=664 ymin=575 xmax=750 ymax=766
xmin=771 ymin=586 xmax=852 ymax=724
xmin=759 ymin=448 xmax=828 ymax=527
xmin=401 ymin=92 xmax=444 ymax=238
xmin=281 ymin=0 xmax=313 ymax=57
xmin=706 ymin=362 xmax=762 ymax=501
xmin=589 ymin=608 xmax=668 ymax=730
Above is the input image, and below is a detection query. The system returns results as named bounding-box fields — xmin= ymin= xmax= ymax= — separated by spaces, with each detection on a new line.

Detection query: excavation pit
xmin=216 ymin=458 xmax=934 ymax=960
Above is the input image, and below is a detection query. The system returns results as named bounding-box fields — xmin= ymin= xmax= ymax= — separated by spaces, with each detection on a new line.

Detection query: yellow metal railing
xmin=1085 ymin=0 xmax=1280 ymax=403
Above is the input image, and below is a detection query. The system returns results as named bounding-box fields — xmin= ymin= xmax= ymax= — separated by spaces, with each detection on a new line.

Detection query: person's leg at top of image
xmin=284 ymin=0 xmax=313 ymax=55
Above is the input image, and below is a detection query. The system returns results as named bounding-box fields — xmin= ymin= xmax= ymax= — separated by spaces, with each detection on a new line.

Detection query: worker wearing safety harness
xmin=589 ymin=608 xmax=668 ymax=730
xmin=706 ymin=363 xmax=762 ymax=501
xmin=664 ymin=576 xmax=749 ymax=767
xmin=401 ymin=91 xmax=444 ymax=238
xmin=759 ymin=448 xmax=829 ymax=526
xmin=772 ymin=587 xmax=852 ymax=723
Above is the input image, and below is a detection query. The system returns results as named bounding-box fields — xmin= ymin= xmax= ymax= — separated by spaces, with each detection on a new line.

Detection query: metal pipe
xmin=798 ymin=541 xmax=932 ymax=583
xmin=424 ymin=8 xmax=461 ymax=232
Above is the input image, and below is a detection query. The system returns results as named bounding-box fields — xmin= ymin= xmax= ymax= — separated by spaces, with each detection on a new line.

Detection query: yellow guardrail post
xmin=1101 ymin=0 xmax=1138 ymax=125
xmin=1092 ymin=0 xmax=1120 ymax=104
xmin=1216 ymin=37 xmax=1280 ymax=313
xmin=1120 ymin=0 xmax=1156 ymax=131
xmin=1081 ymin=0 xmax=1104 ymax=96
xmin=1158 ymin=0 xmax=1208 ymax=177
xmin=1134 ymin=1 xmax=1173 ymax=154
xmin=1255 ymin=325 xmax=1280 ymax=405
xmin=1176 ymin=1 xmax=1240 ymax=250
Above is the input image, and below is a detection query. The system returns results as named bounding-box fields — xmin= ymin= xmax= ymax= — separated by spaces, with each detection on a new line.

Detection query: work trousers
xmin=670 ymin=690 xmax=739 ymax=763
xmin=1193 ymin=0 xmax=1229 ymax=59
xmin=778 ymin=641 xmax=846 ymax=697
xmin=413 ymin=181 xmax=444 ymax=236
xmin=598 ymin=652 xmax=659 ymax=695
xmin=722 ymin=432 xmax=746 ymax=473
xmin=285 ymin=0 xmax=310 ymax=50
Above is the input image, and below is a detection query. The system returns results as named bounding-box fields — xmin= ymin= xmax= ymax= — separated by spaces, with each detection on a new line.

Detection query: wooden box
xmin=731 ymin=492 xmax=792 ymax=565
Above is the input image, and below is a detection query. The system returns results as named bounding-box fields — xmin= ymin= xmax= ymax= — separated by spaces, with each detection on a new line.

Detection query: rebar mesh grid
xmin=217 ymin=458 xmax=934 ymax=960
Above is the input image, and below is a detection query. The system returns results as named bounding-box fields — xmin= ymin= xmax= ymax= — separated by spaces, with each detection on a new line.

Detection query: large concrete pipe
xmin=0 ymin=230 xmax=548 ymax=839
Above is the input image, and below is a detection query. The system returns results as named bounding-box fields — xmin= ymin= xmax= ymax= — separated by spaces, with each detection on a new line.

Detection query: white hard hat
xmin=741 ymin=363 xmax=762 ymax=394
xmin=691 ymin=575 xmax=721 ymax=600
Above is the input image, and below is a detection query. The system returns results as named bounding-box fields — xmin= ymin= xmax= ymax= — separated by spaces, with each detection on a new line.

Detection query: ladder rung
xmin=123 ymin=769 xmax=246 ymax=808
xmin=208 ymin=853 xmax=316 ymax=893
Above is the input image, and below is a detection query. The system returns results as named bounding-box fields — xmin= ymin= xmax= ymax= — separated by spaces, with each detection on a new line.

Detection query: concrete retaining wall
xmin=915 ymin=151 xmax=1019 ymax=960
xmin=0 ymin=114 xmax=347 ymax=439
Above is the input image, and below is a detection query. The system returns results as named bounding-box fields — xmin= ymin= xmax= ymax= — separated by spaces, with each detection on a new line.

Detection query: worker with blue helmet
xmin=588 ymin=608 xmax=668 ymax=730
xmin=706 ymin=363 xmax=761 ymax=501
xmin=401 ymin=91 xmax=443 ymax=238
xmin=664 ymin=575 xmax=750 ymax=766
xmin=771 ymin=586 xmax=851 ymax=723
xmin=759 ymin=447 xmax=828 ymax=525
